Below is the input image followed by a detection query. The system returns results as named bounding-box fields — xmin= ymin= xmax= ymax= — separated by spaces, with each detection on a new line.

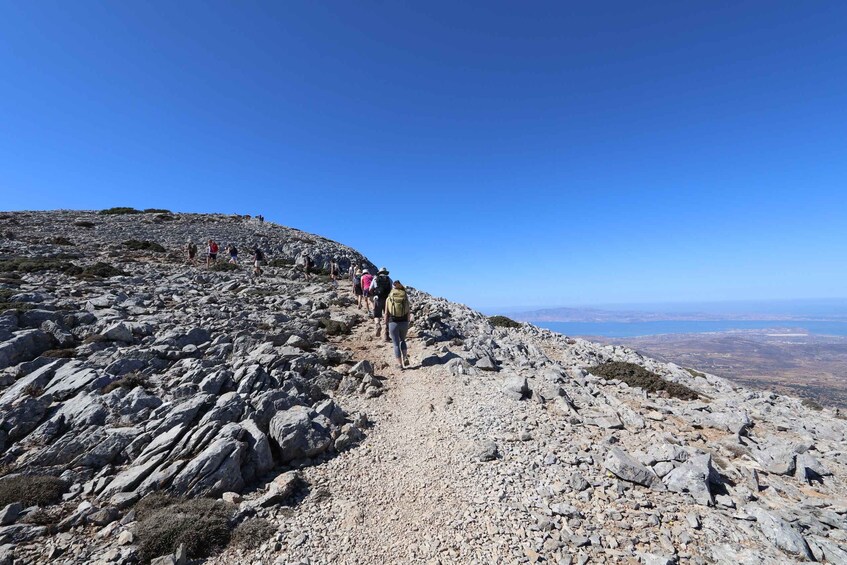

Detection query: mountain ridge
xmin=0 ymin=210 xmax=845 ymax=564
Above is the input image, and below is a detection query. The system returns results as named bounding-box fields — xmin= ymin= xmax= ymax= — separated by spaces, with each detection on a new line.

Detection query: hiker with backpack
xmin=300 ymin=251 xmax=313 ymax=280
xmin=352 ymin=268 xmax=364 ymax=309
xmin=370 ymin=267 xmax=393 ymax=341
xmin=227 ymin=244 xmax=239 ymax=264
xmin=186 ymin=240 xmax=197 ymax=265
xmin=385 ymin=280 xmax=411 ymax=370
xmin=252 ymin=247 xmax=265 ymax=276
xmin=360 ymin=269 xmax=374 ymax=312
xmin=207 ymin=239 xmax=219 ymax=267
xmin=329 ymin=258 xmax=340 ymax=288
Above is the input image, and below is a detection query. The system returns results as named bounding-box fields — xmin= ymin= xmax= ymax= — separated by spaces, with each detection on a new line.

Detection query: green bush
xmin=99 ymin=207 xmax=141 ymax=215
xmin=135 ymin=495 xmax=235 ymax=563
xmin=489 ymin=315 xmax=522 ymax=329
xmin=269 ymin=258 xmax=293 ymax=268
xmin=50 ymin=236 xmax=74 ymax=246
xmin=73 ymin=221 xmax=95 ymax=228
xmin=143 ymin=208 xmax=171 ymax=214
xmin=589 ymin=361 xmax=700 ymax=401
xmin=229 ymin=518 xmax=276 ymax=550
xmin=211 ymin=262 xmax=239 ymax=272
xmin=123 ymin=239 xmax=166 ymax=252
xmin=102 ymin=373 xmax=150 ymax=394
xmin=0 ymin=475 xmax=68 ymax=508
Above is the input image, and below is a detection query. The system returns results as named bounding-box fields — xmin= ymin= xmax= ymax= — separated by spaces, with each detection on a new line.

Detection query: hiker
xmin=206 ymin=239 xmax=219 ymax=267
xmin=301 ymin=251 xmax=313 ymax=280
xmin=370 ymin=267 xmax=393 ymax=341
xmin=185 ymin=240 xmax=197 ymax=265
xmin=353 ymin=268 xmax=364 ymax=309
xmin=385 ymin=280 xmax=411 ymax=369
xmin=258 ymin=215 xmax=264 ymax=223
xmin=329 ymin=258 xmax=340 ymax=288
xmin=360 ymin=269 xmax=374 ymax=311
xmin=252 ymin=247 xmax=265 ymax=275
xmin=227 ymin=244 xmax=239 ymax=264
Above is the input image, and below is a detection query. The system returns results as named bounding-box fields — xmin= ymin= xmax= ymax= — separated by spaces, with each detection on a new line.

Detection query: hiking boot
xmin=375 ymin=325 xmax=381 ymax=338
xmin=403 ymin=354 xmax=410 ymax=367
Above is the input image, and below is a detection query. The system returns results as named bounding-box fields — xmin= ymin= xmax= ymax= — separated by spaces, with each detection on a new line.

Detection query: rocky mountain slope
xmin=0 ymin=209 xmax=845 ymax=565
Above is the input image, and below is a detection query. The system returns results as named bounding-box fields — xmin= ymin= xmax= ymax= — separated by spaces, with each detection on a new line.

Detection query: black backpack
xmin=375 ymin=275 xmax=392 ymax=299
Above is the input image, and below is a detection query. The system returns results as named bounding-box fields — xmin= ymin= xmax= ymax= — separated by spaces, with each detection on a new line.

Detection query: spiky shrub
xmin=0 ymin=475 xmax=68 ymax=508
xmin=73 ymin=221 xmax=95 ymax=228
xmin=589 ymin=361 xmax=700 ymax=401
xmin=489 ymin=315 xmax=522 ymax=329
xmin=135 ymin=495 xmax=235 ymax=563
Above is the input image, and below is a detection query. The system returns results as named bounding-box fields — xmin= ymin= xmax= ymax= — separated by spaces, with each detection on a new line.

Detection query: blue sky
xmin=2 ymin=1 xmax=846 ymax=310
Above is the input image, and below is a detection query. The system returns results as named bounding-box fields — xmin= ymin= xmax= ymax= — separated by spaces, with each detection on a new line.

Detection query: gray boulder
xmin=662 ymin=453 xmax=720 ymax=506
xmin=746 ymin=504 xmax=813 ymax=560
xmin=268 ymin=406 xmax=332 ymax=463
xmin=0 ymin=329 xmax=53 ymax=370
xmin=502 ymin=375 xmax=529 ymax=400
xmin=604 ymin=447 xmax=665 ymax=490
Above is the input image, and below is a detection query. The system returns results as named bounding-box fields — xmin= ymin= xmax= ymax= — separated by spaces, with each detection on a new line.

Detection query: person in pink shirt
xmin=360 ymin=269 xmax=374 ymax=312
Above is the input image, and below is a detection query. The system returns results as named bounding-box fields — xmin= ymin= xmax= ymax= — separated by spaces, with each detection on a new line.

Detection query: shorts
xmin=208 ymin=253 xmax=217 ymax=260
xmin=354 ymin=284 xmax=362 ymax=296
xmin=255 ymin=260 xmax=265 ymax=267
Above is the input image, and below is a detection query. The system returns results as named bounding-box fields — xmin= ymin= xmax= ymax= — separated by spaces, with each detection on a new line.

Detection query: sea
xmin=535 ymin=320 xmax=847 ymax=338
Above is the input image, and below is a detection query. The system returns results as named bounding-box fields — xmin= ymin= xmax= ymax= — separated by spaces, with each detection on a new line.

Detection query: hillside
xmin=0 ymin=210 xmax=845 ymax=565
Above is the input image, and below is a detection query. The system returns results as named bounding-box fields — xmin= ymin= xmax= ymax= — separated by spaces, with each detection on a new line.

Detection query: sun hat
xmin=362 ymin=269 xmax=369 ymax=274
xmin=378 ymin=267 xmax=389 ymax=274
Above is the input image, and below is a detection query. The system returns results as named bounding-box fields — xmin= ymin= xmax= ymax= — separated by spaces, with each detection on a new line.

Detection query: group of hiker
xmin=185 ymin=239 xmax=265 ymax=275
xmin=185 ymin=241 xmax=412 ymax=371
xmin=351 ymin=265 xmax=411 ymax=371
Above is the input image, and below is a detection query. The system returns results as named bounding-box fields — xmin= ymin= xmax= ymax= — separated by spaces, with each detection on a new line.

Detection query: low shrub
xmin=123 ymin=239 xmax=166 ymax=252
xmin=135 ymin=495 xmax=235 ymax=563
xmin=0 ymin=475 xmax=68 ymax=508
xmin=71 ymin=262 xmax=128 ymax=278
xmin=269 ymin=258 xmax=293 ymax=268
xmin=229 ymin=518 xmax=276 ymax=550
xmin=489 ymin=315 xmax=522 ymax=329
xmin=102 ymin=373 xmax=150 ymax=394
xmin=73 ymin=221 xmax=95 ymax=228
xmin=211 ymin=262 xmax=239 ymax=272
xmin=99 ymin=207 xmax=141 ymax=215
xmin=153 ymin=214 xmax=176 ymax=222
xmin=0 ymin=302 xmax=35 ymax=312
xmin=143 ymin=208 xmax=171 ymax=214
xmin=802 ymin=397 xmax=824 ymax=411
xmin=319 ymin=318 xmax=348 ymax=336
xmin=0 ymin=256 xmax=76 ymax=274
xmin=23 ymin=384 xmax=44 ymax=397
xmin=685 ymin=367 xmax=706 ymax=379
xmin=41 ymin=348 xmax=77 ymax=358
xmin=50 ymin=236 xmax=74 ymax=246
xmin=589 ymin=362 xmax=700 ymax=401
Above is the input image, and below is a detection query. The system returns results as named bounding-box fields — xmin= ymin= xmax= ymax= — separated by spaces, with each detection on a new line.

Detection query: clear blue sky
xmin=3 ymin=1 xmax=846 ymax=310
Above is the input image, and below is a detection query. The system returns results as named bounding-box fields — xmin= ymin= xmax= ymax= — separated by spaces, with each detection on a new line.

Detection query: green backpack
xmin=387 ymin=289 xmax=409 ymax=318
